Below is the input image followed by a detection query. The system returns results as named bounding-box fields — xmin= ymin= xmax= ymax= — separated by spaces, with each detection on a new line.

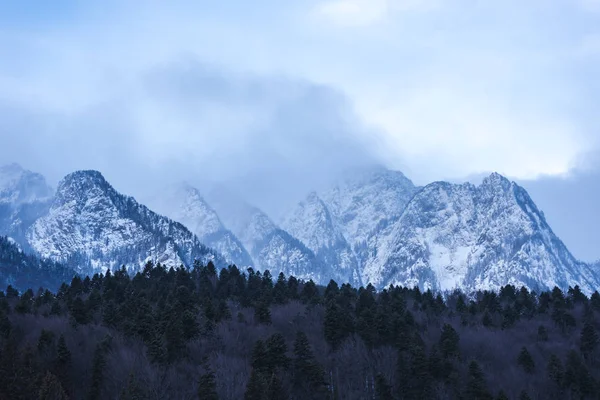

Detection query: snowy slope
xmin=205 ymin=187 xmax=325 ymax=282
xmin=26 ymin=171 xmax=224 ymax=274
xmin=361 ymin=173 xmax=600 ymax=293
xmin=281 ymin=192 xmax=360 ymax=286
xmin=146 ymin=183 xmax=253 ymax=267
xmin=0 ymin=164 xmax=53 ymax=250
xmin=320 ymin=166 xmax=418 ymax=248
xmin=0 ymin=163 xmax=53 ymax=205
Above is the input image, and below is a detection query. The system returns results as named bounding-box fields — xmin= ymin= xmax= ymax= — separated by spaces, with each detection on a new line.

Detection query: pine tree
xmin=439 ymin=324 xmax=460 ymax=359
xmin=244 ymin=369 xmax=268 ymax=400
xmin=580 ymin=321 xmax=598 ymax=357
xmin=517 ymin=347 xmax=535 ymax=374
xmin=120 ymin=373 xmax=146 ymax=400
xmin=198 ymin=368 xmax=219 ymax=400
xmin=537 ymin=325 xmax=549 ymax=342
xmin=519 ymin=391 xmax=532 ymax=400
xmin=547 ymin=354 xmax=564 ymax=389
xmin=496 ymin=390 xmax=509 ymax=400
xmin=251 ymin=340 xmax=269 ymax=372
xmin=464 ymin=361 xmax=493 ymax=400
xmin=374 ymin=373 xmax=394 ymax=400
xmin=89 ymin=338 xmax=111 ymax=400
xmin=265 ymin=333 xmax=289 ymax=373
xmin=38 ymin=371 xmax=68 ymax=400
xmin=293 ymin=331 xmax=327 ymax=398
xmin=56 ymin=334 xmax=72 ymax=384
xmin=268 ymin=375 xmax=287 ymax=400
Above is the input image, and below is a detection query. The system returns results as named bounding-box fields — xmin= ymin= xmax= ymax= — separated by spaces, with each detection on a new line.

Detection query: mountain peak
xmin=60 ymin=170 xmax=107 ymax=186
xmin=0 ymin=162 xmax=25 ymax=174
xmin=0 ymin=163 xmax=53 ymax=204
xmin=481 ymin=172 xmax=512 ymax=189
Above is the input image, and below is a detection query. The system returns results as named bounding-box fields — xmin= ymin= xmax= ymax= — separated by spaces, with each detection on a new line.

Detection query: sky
xmin=0 ymin=0 xmax=599 ymax=260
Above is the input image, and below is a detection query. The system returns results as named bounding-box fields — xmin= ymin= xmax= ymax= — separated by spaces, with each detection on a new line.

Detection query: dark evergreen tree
xmin=293 ymin=331 xmax=327 ymax=398
xmin=464 ymin=361 xmax=493 ymax=400
xmin=580 ymin=321 xmax=598 ymax=357
xmin=198 ymin=368 xmax=219 ymax=400
xmin=517 ymin=347 xmax=535 ymax=374
xmin=38 ymin=371 xmax=68 ymax=400
xmin=547 ymin=354 xmax=564 ymax=389
xmin=374 ymin=373 xmax=394 ymax=400
xmin=439 ymin=324 xmax=460 ymax=359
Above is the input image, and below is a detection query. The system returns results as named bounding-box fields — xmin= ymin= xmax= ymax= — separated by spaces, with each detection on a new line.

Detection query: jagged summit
xmin=145 ymin=182 xmax=254 ymax=267
xmin=0 ymin=163 xmax=53 ymax=204
xmin=283 ymin=167 xmax=600 ymax=293
xmin=26 ymin=170 xmax=224 ymax=273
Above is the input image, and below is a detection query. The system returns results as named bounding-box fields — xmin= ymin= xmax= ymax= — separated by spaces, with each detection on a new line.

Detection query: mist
xmin=0 ymin=59 xmax=380 ymax=217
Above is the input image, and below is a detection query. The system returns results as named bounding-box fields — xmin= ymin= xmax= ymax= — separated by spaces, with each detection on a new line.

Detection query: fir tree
xmin=198 ymin=368 xmax=219 ymax=400
xmin=38 ymin=371 xmax=68 ymax=400
xmin=464 ymin=361 xmax=493 ymax=400
xmin=439 ymin=324 xmax=460 ymax=359
xmin=517 ymin=347 xmax=535 ymax=374
xmin=580 ymin=321 xmax=598 ymax=357
xmin=244 ymin=369 xmax=268 ymax=400
xmin=293 ymin=331 xmax=327 ymax=398
xmin=374 ymin=373 xmax=394 ymax=400
xmin=547 ymin=354 xmax=564 ymax=389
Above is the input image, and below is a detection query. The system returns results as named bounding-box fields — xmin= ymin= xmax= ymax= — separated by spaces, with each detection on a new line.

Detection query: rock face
xmin=146 ymin=183 xmax=253 ymax=268
xmin=358 ymin=173 xmax=600 ymax=293
xmin=281 ymin=191 xmax=360 ymax=286
xmin=204 ymin=187 xmax=325 ymax=282
xmin=283 ymin=168 xmax=600 ymax=293
xmin=25 ymin=170 xmax=224 ymax=274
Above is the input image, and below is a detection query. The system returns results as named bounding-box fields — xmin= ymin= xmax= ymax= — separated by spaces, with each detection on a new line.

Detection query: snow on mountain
xmin=0 ymin=164 xmax=53 ymax=250
xmin=360 ymin=173 xmax=600 ymax=293
xmin=26 ymin=170 xmax=224 ymax=274
xmin=281 ymin=191 xmax=360 ymax=286
xmin=320 ymin=166 xmax=418 ymax=248
xmin=146 ymin=183 xmax=253 ymax=267
xmin=0 ymin=163 xmax=53 ymax=205
xmin=205 ymin=186 xmax=325 ymax=282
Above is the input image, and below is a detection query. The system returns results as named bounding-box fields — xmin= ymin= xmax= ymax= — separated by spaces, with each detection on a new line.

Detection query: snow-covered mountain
xmin=26 ymin=170 xmax=224 ymax=274
xmin=320 ymin=166 xmax=419 ymax=247
xmin=359 ymin=173 xmax=600 ymax=293
xmin=284 ymin=168 xmax=600 ymax=293
xmin=0 ymin=164 xmax=53 ymax=250
xmin=146 ymin=183 xmax=253 ymax=267
xmin=205 ymin=187 xmax=326 ymax=282
xmin=281 ymin=191 xmax=360 ymax=286
xmin=0 ymin=163 xmax=53 ymax=205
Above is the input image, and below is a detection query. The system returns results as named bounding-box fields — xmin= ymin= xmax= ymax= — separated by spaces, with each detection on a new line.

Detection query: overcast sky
xmin=0 ymin=1 xmax=599 ymax=261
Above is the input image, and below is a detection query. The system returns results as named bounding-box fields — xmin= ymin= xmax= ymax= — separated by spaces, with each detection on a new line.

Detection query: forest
xmin=0 ymin=260 xmax=599 ymax=400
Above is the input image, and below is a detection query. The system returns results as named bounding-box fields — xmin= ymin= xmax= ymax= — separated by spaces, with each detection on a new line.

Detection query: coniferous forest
xmin=1 ymin=261 xmax=600 ymax=400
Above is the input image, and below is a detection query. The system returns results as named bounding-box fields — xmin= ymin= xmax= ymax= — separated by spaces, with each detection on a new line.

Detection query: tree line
xmin=1 ymin=260 xmax=599 ymax=399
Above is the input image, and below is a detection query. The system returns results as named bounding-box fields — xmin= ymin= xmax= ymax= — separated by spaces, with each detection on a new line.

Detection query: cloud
xmin=312 ymin=0 xmax=439 ymax=27
xmin=0 ymin=56 xmax=378 ymax=215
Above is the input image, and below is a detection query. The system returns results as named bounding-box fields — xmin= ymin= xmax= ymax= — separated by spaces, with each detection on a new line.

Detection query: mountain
xmin=25 ymin=170 xmax=224 ymax=274
xmin=320 ymin=166 xmax=419 ymax=247
xmin=0 ymin=164 xmax=53 ymax=250
xmin=0 ymin=235 xmax=76 ymax=292
xmin=281 ymin=191 xmax=360 ymax=286
xmin=145 ymin=183 xmax=253 ymax=267
xmin=0 ymin=163 xmax=53 ymax=205
xmin=285 ymin=168 xmax=600 ymax=293
xmin=360 ymin=173 xmax=600 ymax=293
xmin=205 ymin=186 xmax=326 ymax=282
